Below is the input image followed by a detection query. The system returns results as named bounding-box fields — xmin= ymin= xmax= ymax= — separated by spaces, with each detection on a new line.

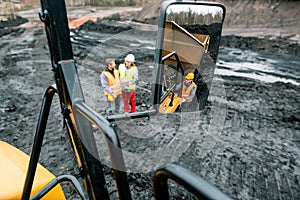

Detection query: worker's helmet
xmin=185 ymin=72 xmax=194 ymax=80
xmin=124 ymin=54 xmax=135 ymax=63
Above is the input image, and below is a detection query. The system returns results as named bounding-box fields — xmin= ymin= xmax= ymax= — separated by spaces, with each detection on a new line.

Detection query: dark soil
xmin=0 ymin=16 xmax=28 ymax=38
xmin=78 ymin=20 xmax=132 ymax=33
xmin=1 ymin=6 xmax=300 ymax=200
xmin=221 ymin=35 xmax=300 ymax=56
xmin=0 ymin=16 xmax=28 ymax=29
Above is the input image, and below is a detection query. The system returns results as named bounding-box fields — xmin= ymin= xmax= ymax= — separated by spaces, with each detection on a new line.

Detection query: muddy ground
xmin=1 ymin=6 xmax=300 ymax=200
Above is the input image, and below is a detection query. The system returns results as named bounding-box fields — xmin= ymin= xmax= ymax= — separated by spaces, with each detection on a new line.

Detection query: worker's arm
xmin=131 ymin=67 xmax=139 ymax=85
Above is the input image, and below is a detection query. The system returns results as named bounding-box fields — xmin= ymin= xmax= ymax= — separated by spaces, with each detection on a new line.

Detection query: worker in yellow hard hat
xmin=100 ymin=58 xmax=122 ymax=115
xmin=181 ymin=72 xmax=197 ymax=103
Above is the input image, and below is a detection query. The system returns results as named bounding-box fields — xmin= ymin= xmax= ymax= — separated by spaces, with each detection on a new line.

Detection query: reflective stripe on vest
xmin=101 ymin=70 xmax=122 ymax=96
xmin=119 ymin=64 xmax=137 ymax=90
xmin=182 ymin=81 xmax=196 ymax=102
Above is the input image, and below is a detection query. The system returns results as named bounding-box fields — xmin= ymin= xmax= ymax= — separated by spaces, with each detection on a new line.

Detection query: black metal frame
xmin=38 ymin=0 xmax=112 ymax=197
xmin=30 ymin=175 xmax=86 ymax=200
xmin=160 ymin=51 xmax=184 ymax=107
xmin=152 ymin=0 xmax=226 ymax=108
xmin=106 ymin=109 xmax=156 ymax=122
xmin=73 ymin=101 xmax=131 ymax=199
xmin=22 ymin=85 xmax=57 ymax=200
xmin=153 ymin=164 xmax=231 ymax=200
xmin=18 ymin=0 xmax=231 ymax=200
xmin=23 ymin=0 xmax=131 ymax=199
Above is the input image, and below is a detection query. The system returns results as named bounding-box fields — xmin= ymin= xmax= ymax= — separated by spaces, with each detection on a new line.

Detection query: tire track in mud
xmin=1 ymin=10 xmax=300 ymax=199
xmin=0 ymin=25 xmax=50 ymax=151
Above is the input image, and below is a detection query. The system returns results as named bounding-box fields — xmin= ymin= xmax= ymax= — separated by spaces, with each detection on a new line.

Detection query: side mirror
xmin=152 ymin=1 xmax=226 ymax=113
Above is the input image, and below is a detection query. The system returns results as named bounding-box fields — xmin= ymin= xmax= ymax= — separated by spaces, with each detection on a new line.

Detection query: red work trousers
xmin=122 ymin=91 xmax=136 ymax=113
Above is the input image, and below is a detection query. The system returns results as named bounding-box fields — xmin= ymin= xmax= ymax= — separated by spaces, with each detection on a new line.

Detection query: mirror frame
xmin=151 ymin=0 xmax=226 ymax=110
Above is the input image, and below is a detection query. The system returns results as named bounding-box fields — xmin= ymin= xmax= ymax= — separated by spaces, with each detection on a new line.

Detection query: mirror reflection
xmin=159 ymin=4 xmax=225 ymax=113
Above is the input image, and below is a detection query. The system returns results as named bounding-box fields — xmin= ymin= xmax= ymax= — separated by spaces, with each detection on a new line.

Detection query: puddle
xmin=217 ymin=47 xmax=300 ymax=85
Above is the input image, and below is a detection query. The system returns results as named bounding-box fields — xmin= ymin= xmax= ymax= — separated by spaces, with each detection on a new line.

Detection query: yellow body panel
xmin=0 ymin=141 xmax=66 ymax=200
xmin=159 ymin=93 xmax=181 ymax=113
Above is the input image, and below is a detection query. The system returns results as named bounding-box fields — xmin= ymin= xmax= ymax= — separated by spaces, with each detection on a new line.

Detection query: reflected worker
xmin=100 ymin=58 xmax=122 ymax=115
xmin=180 ymin=72 xmax=197 ymax=111
xmin=119 ymin=54 xmax=138 ymax=113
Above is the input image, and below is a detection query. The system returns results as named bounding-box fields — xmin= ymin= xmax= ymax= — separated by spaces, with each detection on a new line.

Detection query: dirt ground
xmin=0 ymin=3 xmax=300 ymax=200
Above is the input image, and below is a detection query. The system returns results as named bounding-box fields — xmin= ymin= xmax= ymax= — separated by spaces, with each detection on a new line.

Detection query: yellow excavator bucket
xmin=159 ymin=92 xmax=182 ymax=113
xmin=0 ymin=141 xmax=66 ymax=200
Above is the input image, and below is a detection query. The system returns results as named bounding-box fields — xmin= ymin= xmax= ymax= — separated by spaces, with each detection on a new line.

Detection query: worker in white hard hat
xmin=119 ymin=54 xmax=138 ymax=113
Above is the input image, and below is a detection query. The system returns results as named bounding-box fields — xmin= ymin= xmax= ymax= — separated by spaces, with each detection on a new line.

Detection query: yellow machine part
xmin=159 ymin=92 xmax=181 ymax=113
xmin=0 ymin=141 xmax=66 ymax=200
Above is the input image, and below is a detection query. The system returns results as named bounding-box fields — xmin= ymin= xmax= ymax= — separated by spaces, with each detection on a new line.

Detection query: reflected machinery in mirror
xmin=153 ymin=0 xmax=226 ymax=113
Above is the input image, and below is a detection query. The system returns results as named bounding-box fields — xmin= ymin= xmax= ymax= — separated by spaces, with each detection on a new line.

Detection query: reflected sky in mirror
xmin=166 ymin=4 xmax=224 ymax=25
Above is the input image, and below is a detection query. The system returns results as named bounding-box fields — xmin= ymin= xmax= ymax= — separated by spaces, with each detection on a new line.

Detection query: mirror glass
xmin=159 ymin=3 xmax=225 ymax=113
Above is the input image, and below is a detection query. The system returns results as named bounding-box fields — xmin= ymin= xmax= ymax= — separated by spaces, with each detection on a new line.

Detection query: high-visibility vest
xmin=101 ymin=69 xmax=122 ymax=96
xmin=182 ymin=81 xmax=196 ymax=102
xmin=119 ymin=64 xmax=137 ymax=90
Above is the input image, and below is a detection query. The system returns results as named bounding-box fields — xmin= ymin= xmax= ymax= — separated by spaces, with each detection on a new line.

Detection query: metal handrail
xmin=159 ymin=83 xmax=176 ymax=104
xmin=30 ymin=175 xmax=86 ymax=200
xmin=162 ymin=51 xmax=184 ymax=77
xmin=153 ymin=163 xmax=232 ymax=200
xmin=21 ymin=85 xmax=57 ymax=200
xmin=106 ymin=109 xmax=157 ymax=122
xmin=161 ymin=51 xmax=184 ymax=104
xmin=73 ymin=101 xmax=132 ymax=200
